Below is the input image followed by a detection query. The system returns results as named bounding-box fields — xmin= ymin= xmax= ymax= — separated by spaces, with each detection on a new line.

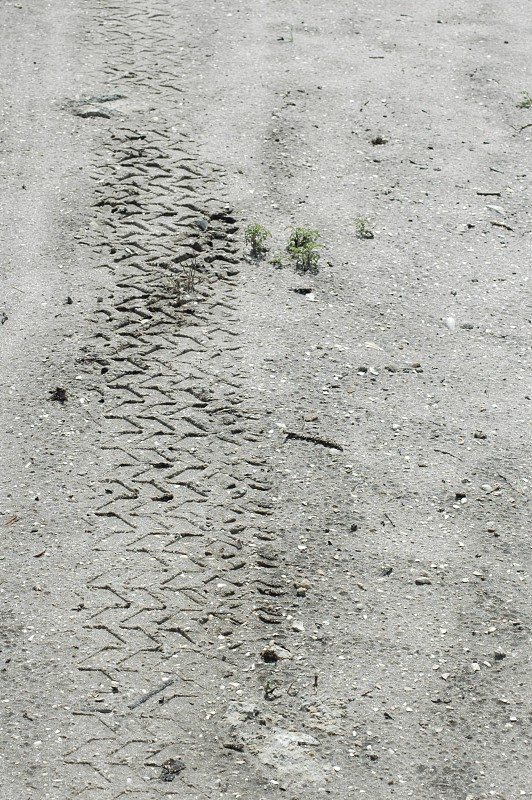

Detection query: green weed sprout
xmin=286 ymin=227 xmax=321 ymax=273
xmin=244 ymin=223 xmax=271 ymax=258
xmin=517 ymin=91 xmax=532 ymax=109
xmin=268 ymin=252 xmax=288 ymax=269
xmin=354 ymin=216 xmax=374 ymax=239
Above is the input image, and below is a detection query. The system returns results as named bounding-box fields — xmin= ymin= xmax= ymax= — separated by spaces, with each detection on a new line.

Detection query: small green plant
xmin=517 ymin=91 xmax=532 ymax=109
xmin=244 ymin=223 xmax=271 ymax=258
xmin=268 ymin=252 xmax=288 ymax=269
xmin=286 ymin=227 xmax=321 ymax=273
xmin=287 ymin=226 xmax=320 ymax=251
xmin=354 ymin=216 xmax=374 ymax=239
xmin=289 ymin=243 xmax=321 ymax=273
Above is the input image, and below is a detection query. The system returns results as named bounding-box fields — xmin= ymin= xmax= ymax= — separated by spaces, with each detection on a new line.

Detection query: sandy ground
xmin=0 ymin=1 xmax=530 ymax=798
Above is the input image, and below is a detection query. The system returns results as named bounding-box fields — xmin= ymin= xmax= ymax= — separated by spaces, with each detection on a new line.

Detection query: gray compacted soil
xmin=0 ymin=2 xmax=530 ymax=799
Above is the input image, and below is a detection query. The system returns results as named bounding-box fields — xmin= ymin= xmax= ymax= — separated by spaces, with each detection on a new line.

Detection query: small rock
xmin=223 ymin=740 xmax=244 ymax=752
xmin=460 ymin=322 xmax=474 ymax=330
xmin=415 ymin=576 xmax=432 ymax=586
xmin=486 ymin=204 xmax=506 ymax=215
xmin=474 ymin=430 xmax=487 ymax=439
xmin=193 ymin=217 xmax=209 ymax=232
xmin=75 ymin=108 xmax=111 ymax=119
xmin=471 ymin=662 xmax=481 ymax=672
xmin=444 ymin=316 xmax=456 ymax=331
xmin=292 ymin=621 xmax=305 ymax=632
xmin=160 ymin=758 xmax=185 ymax=782
xmin=261 ymin=644 xmax=292 ymax=662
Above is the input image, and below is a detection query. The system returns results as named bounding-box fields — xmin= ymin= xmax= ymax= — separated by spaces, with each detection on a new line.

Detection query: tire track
xmin=62 ymin=3 xmax=288 ymax=797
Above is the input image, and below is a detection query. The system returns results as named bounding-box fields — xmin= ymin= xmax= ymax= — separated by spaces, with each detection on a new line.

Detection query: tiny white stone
xmin=445 ymin=316 xmax=456 ymax=331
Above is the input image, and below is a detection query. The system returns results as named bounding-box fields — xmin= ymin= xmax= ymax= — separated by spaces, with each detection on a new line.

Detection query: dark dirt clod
xmin=49 ymin=387 xmax=67 ymax=404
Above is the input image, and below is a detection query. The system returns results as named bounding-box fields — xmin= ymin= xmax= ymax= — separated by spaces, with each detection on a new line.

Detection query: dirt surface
xmin=1 ymin=1 xmax=530 ymax=798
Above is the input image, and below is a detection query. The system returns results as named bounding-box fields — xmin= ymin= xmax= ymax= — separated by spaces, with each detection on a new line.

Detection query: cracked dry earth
xmin=0 ymin=1 xmax=531 ymax=799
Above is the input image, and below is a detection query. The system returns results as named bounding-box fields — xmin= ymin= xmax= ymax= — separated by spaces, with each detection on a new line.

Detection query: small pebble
xmin=445 ymin=316 xmax=456 ymax=331
xmin=194 ymin=217 xmax=209 ymax=231
xmin=415 ymin=576 xmax=432 ymax=585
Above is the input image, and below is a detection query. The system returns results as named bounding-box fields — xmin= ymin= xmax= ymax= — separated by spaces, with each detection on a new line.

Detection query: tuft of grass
xmin=164 ymin=258 xmax=198 ymax=305
xmin=286 ymin=227 xmax=321 ymax=273
xmin=517 ymin=91 xmax=532 ymax=109
xmin=354 ymin=216 xmax=374 ymax=240
xmin=244 ymin=223 xmax=271 ymax=258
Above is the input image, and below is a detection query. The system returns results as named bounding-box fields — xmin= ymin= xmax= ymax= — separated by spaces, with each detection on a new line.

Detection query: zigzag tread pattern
xmin=63 ymin=2 xmax=289 ymax=797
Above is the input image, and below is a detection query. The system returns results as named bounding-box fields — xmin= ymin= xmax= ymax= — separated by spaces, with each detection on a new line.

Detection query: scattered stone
xmin=292 ymin=621 xmax=305 ymax=632
xmin=160 ymin=758 xmax=185 ymax=782
xmin=261 ymin=644 xmax=292 ymax=662
xmin=223 ymin=740 xmax=244 ymax=752
xmin=74 ymin=108 xmax=111 ymax=119
xmin=486 ymin=204 xmax=506 ymax=215
xmin=415 ymin=576 xmax=432 ymax=585
xmin=474 ymin=430 xmax=487 ymax=439
xmin=460 ymin=322 xmax=474 ymax=330
xmin=471 ymin=662 xmax=481 ymax=672
xmin=444 ymin=316 xmax=456 ymax=331
xmin=193 ymin=217 xmax=209 ymax=232
xmin=371 ymin=135 xmax=388 ymax=146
